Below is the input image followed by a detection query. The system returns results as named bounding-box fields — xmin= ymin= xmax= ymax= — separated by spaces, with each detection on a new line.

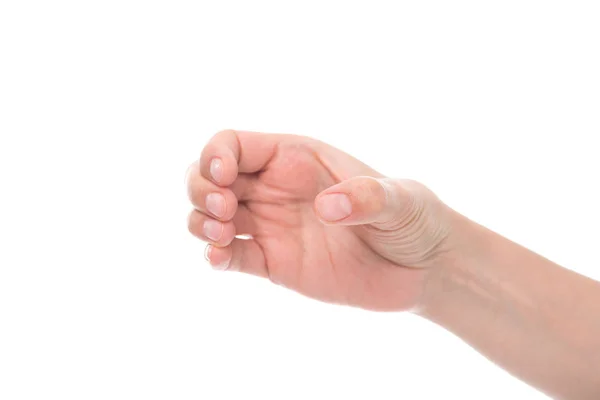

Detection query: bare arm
xmin=420 ymin=212 xmax=600 ymax=399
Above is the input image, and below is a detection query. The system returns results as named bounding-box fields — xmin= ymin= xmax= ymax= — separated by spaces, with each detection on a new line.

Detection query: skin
xmin=187 ymin=130 xmax=600 ymax=399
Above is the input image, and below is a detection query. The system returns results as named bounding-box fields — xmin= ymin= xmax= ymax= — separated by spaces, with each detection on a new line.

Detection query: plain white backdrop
xmin=1 ymin=1 xmax=599 ymax=399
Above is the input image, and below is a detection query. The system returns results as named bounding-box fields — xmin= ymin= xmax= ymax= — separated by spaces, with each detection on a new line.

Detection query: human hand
xmin=187 ymin=130 xmax=456 ymax=311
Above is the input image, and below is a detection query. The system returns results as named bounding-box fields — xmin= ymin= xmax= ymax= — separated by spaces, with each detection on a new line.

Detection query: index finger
xmin=199 ymin=130 xmax=280 ymax=186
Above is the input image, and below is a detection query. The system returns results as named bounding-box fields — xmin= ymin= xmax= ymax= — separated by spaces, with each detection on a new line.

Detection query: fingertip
xmin=187 ymin=171 xmax=239 ymax=221
xmin=209 ymin=157 xmax=224 ymax=183
xmin=188 ymin=211 xmax=237 ymax=246
xmin=205 ymin=192 xmax=226 ymax=218
xmin=315 ymin=176 xmax=388 ymax=225
xmin=200 ymin=131 xmax=240 ymax=186
xmin=205 ymin=244 xmax=232 ymax=271
xmin=201 ymin=150 xmax=238 ymax=186
xmin=315 ymin=192 xmax=353 ymax=222
xmin=205 ymin=189 xmax=238 ymax=221
xmin=204 ymin=239 xmax=269 ymax=277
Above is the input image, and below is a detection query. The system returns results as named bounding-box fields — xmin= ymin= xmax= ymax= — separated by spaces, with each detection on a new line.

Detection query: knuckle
xmin=200 ymin=142 xmax=217 ymax=162
xmin=374 ymin=178 xmax=417 ymax=226
xmin=215 ymin=129 xmax=235 ymax=137
xmin=353 ymin=177 xmax=387 ymax=213
xmin=188 ymin=179 xmax=207 ymax=207
xmin=187 ymin=211 xmax=199 ymax=234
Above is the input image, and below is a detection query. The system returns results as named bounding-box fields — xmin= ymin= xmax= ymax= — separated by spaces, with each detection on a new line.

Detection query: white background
xmin=1 ymin=1 xmax=599 ymax=399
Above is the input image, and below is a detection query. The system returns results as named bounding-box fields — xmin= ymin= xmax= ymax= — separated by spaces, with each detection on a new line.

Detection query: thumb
xmin=314 ymin=176 xmax=417 ymax=228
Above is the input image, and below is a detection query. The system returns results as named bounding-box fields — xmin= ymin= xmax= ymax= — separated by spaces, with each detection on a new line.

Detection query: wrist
xmin=413 ymin=210 xmax=494 ymax=318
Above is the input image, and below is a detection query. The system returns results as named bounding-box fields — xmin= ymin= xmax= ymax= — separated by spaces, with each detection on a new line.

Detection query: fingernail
xmin=204 ymin=244 xmax=230 ymax=270
xmin=206 ymin=193 xmax=226 ymax=217
xmin=204 ymin=244 xmax=213 ymax=262
xmin=212 ymin=259 xmax=230 ymax=271
xmin=316 ymin=193 xmax=352 ymax=221
xmin=210 ymin=158 xmax=223 ymax=183
xmin=203 ymin=219 xmax=223 ymax=241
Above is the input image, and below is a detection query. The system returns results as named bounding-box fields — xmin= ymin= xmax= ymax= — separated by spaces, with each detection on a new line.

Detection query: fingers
xmin=189 ymin=159 xmax=272 ymax=205
xmin=188 ymin=203 xmax=258 ymax=240
xmin=314 ymin=176 xmax=416 ymax=229
xmin=199 ymin=130 xmax=240 ymax=186
xmin=187 ymin=161 xmax=239 ymax=221
xmin=188 ymin=210 xmax=236 ymax=247
xmin=192 ymin=129 xmax=281 ymax=278
xmin=204 ymin=239 xmax=268 ymax=278
xmin=200 ymin=130 xmax=280 ymax=186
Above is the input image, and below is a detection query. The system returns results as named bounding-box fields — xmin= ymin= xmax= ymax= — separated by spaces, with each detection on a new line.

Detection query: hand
xmin=187 ymin=130 xmax=456 ymax=311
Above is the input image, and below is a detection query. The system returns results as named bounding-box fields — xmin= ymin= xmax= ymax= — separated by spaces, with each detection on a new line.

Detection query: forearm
xmin=418 ymin=212 xmax=600 ymax=399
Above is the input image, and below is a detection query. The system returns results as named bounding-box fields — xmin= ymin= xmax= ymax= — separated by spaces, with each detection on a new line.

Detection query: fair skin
xmin=186 ymin=130 xmax=600 ymax=400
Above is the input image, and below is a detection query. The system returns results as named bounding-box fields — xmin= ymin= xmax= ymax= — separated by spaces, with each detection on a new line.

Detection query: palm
xmin=237 ymin=139 xmax=426 ymax=311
